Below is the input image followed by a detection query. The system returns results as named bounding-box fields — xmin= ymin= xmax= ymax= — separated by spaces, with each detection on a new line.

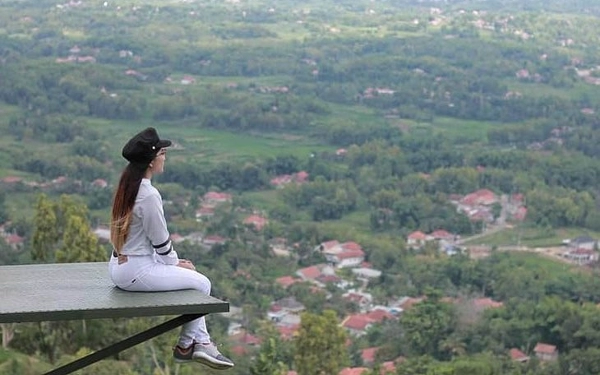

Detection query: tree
xmin=250 ymin=337 xmax=289 ymax=375
xmin=399 ymin=289 xmax=456 ymax=359
xmin=32 ymin=194 xmax=59 ymax=262
xmin=293 ymin=310 xmax=348 ymax=375
xmin=55 ymin=215 xmax=106 ymax=263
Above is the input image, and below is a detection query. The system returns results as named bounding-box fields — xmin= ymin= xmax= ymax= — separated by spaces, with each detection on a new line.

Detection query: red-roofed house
xmin=276 ymin=276 xmax=299 ymax=289
xmin=407 ymin=231 xmax=428 ymax=247
xmin=295 ymin=171 xmax=309 ymax=183
xmin=511 ymin=193 xmax=525 ymax=205
xmin=534 ymin=343 xmax=558 ymax=361
xmin=513 ymin=206 xmax=527 ymax=221
xmin=509 ymin=348 xmax=530 ymax=363
xmin=244 ymin=215 xmax=268 ymax=231
xmin=339 ymin=367 xmax=368 ymax=375
xmin=5 ymin=234 xmax=24 ymax=249
xmin=381 ymin=361 xmax=395 ymax=374
xmin=296 ymin=265 xmax=322 ymax=281
xmin=91 ymin=178 xmax=108 ymax=188
xmin=203 ymin=191 xmax=232 ymax=204
xmin=271 ymin=171 xmax=309 ymax=188
xmin=342 ymin=241 xmax=363 ymax=252
xmin=316 ymin=274 xmax=342 ymax=285
xmin=361 ymin=347 xmax=378 ymax=364
xmin=319 ymin=241 xmax=366 ymax=268
xmin=366 ymin=308 xmax=395 ymax=323
xmin=329 ymin=248 xmax=366 ymax=269
xmin=461 ymin=189 xmax=497 ymax=206
xmin=195 ymin=206 xmax=215 ymax=219
xmin=342 ymin=314 xmax=373 ymax=336
xmin=430 ymin=229 xmax=454 ymax=241
xmin=318 ymin=240 xmax=341 ymax=252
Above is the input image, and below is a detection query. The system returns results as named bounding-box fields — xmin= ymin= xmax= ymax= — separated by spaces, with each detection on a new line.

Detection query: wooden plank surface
xmin=0 ymin=262 xmax=229 ymax=323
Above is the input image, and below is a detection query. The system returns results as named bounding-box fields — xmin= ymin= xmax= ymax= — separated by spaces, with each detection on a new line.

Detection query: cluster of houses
xmin=194 ymin=191 xmax=269 ymax=232
xmin=234 ymin=236 xmax=561 ymax=375
xmin=406 ymin=229 xmax=461 ymax=254
xmin=270 ymin=171 xmax=309 ymax=189
xmin=449 ymin=188 xmax=527 ymax=223
xmin=55 ymin=45 xmax=96 ymax=64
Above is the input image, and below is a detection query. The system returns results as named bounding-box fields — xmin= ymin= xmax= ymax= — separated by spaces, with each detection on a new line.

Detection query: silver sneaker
xmin=193 ymin=342 xmax=235 ymax=370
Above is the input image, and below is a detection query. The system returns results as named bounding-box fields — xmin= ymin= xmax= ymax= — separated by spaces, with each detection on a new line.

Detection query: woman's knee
xmin=193 ymin=271 xmax=211 ymax=294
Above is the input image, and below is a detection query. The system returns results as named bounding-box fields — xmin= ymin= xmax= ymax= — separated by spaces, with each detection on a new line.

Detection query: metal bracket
xmin=45 ymin=313 xmax=204 ymax=375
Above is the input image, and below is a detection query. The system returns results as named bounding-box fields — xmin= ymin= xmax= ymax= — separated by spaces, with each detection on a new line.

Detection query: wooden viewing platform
xmin=0 ymin=262 xmax=229 ymax=375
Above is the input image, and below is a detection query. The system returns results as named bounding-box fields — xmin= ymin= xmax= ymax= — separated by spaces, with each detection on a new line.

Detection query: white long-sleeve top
xmin=119 ymin=178 xmax=179 ymax=265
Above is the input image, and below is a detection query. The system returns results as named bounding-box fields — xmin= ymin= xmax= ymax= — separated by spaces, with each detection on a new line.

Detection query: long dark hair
xmin=110 ymin=163 xmax=146 ymax=253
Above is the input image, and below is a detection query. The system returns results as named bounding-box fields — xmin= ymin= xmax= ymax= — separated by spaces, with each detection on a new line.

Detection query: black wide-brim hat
xmin=122 ymin=127 xmax=172 ymax=165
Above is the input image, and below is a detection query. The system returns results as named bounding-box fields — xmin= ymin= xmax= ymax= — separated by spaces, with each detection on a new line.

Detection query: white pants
xmin=109 ymin=254 xmax=211 ymax=345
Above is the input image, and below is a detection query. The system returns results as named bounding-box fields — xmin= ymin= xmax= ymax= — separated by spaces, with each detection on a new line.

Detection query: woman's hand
xmin=177 ymin=259 xmax=196 ymax=270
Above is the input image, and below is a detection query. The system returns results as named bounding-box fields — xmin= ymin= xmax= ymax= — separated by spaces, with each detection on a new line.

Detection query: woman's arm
xmin=140 ymin=192 xmax=179 ymax=265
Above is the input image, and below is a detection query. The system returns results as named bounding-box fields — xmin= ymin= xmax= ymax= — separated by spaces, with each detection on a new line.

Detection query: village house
xmin=269 ymin=237 xmax=293 ymax=257
xmin=361 ymin=347 xmax=379 ymax=366
xmin=406 ymin=231 xmax=428 ymax=248
xmin=243 ymin=214 xmax=268 ymax=231
xmin=316 ymin=241 xmax=366 ymax=268
xmin=295 ymin=264 xmax=337 ymax=286
xmin=203 ymin=191 xmax=232 ymax=205
xmin=4 ymin=233 xmax=24 ymax=250
xmin=568 ymin=235 xmax=597 ymax=250
xmin=534 ymin=343 xmax=558 ymax=361
xmin=268 ymin=297 xmax=305 ymax=325
xmin=91 ymin=178 xmax=108 ymax=188
xmin=275 ymin=275 xmax=300 ymax=289
xmin=296 ymin=265 xmax=322 ymax=282
xmin=351 ymin=267 xmax=382 ymax=282
xmin=454 ymin=189 xmax=499 ymax=223
xmin=509 ymin=348 xmax=530 ymax=363
xmin=270 ymin=171 xmax=309 ymax=188
xmin=341 ymin=308 xmax=396 ymax=337
xmin=180 ymin=75 xmax=195 ymax=85
xmin=195 ymin=206 xmax=215 ymax=220
xmin=341 ymin=314 xmax=373 ymax=336
xmin=430 ymin=229 xmax=455 ymax=241
xmin=562 ymin=248 xmax=598 ymax=265
xmin=462 ymin=189 xmax=498 ymax=206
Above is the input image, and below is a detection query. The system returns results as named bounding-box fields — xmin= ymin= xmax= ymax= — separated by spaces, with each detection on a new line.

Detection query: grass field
xmin=84 ymin=117 xmax=333 ymax=163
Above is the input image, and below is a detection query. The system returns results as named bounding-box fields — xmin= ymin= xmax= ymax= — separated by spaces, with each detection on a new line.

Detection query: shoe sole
xmin=173 ymin=357 xmax=193 ymax=363
xmin=193 ymin=353 xmax=235 ymax=370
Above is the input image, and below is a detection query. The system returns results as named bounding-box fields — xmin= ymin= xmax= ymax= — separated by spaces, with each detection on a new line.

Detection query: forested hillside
xmin=1 ymin=0 xmax=600 ymax=374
